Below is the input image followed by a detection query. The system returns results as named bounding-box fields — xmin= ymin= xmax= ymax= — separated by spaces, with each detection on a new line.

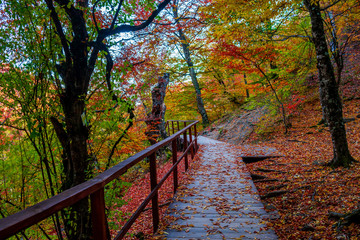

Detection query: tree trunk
xmin=145 ymin=73 xmax=170 ymax=144
xmin=304 ymin=0 xmax=355 ymax=167
xmin=60 ymin=83 xmax=92 ymax=239
xmin=327 ymin=10 xmax=343 ymax=85
xmin=244 ymin=73 xmax=250 ymax=98
xmin=172 ymin=5 xmax=209 ymax=126
xmin=42 ymin=0 xmax=171 ymax=238
xmin=212 ymin=68 xmax=242 ymax=105
xmin=54 ymin=35 xmax=93 ymax=240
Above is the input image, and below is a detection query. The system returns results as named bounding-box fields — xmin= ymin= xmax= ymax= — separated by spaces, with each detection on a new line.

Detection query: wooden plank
xmin=0 ymin=178 xmax=102 ymax=239
xmin=91 ymin=188 xmax=107 ymax=240
xmin=172 ymin=139 xmax=178 ymax=193
xmin=189 ymin=128 xmax=194 ymax=160
xmin=161 ymin=136 xmax=278 ymax=240
xmin=194 ymin=124 xmax=198 ymax=152
xmin=166 ymin=120 xmax=196 ymax=123
xmin=183 ymin=129 xmax=188 ymax=170
xmin=149 ymin=152 xmax=159 ymax=233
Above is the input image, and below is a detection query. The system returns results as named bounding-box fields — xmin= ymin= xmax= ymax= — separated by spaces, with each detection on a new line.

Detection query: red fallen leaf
xmin=109 ymin=151 xmax=203 ymax=239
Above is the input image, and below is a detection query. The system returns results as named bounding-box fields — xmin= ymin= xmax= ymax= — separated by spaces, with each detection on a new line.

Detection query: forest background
xmin=0 ymin=0 xmax=360 ymax=239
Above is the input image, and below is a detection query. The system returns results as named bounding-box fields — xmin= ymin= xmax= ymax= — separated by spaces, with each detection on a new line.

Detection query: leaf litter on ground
xmin=243 ymin=93 xmax=360 ymax=239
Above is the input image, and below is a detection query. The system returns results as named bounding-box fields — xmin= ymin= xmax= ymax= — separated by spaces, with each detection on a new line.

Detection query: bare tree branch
xmin=0 ymin=121 xmax=26 ymax=131
xmin=44 ymin=0 xmax=71 ymax=63
xmin=320 ymin=0 xmax=341 ymax=11
xmin=105 ymin=0 xmax=171 ymax=36
xmin=110 ymin=0 xmax=124 ymax=30
xmin=92 ymin=0 xmax=101 ymax=32
xmin=273 ymin=34 xmax=311 ymax=41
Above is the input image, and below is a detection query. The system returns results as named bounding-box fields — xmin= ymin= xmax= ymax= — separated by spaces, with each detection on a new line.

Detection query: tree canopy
xmin=1 ymin=0 xmax=360 ymax=238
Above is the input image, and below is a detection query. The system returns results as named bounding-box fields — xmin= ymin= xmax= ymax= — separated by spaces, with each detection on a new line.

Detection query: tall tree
xmin=203 ymin=0 xmax=299 ymax=133
xmin=2 ymin=0 xmax=171 ymax=238
xmin=303 ymin=0 xmax=355 ymax=167
xmin=123 ymin=0 xmax=211 ymax=125
xmin=170 ymin=0 xmax=209 ymax=125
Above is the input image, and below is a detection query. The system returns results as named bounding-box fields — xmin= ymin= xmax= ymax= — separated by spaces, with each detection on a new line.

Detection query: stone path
xmin=160 ymin=136 xmax=278 ymax=239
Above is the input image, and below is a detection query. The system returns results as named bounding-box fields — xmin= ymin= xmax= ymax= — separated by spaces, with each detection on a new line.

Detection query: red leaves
xmin=285 ymin=94 xmax=305 ymax=114
xmin=109 ymin=153 xmax=189 ymax=238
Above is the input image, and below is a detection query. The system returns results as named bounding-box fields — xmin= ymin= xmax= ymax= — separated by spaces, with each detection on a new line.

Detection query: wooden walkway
xmin=159 ymin=136 xmax=278 ymax=239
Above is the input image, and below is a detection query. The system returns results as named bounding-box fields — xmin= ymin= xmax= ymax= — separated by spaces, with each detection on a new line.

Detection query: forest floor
xmin=201 ymin=82 xmax=360 ymax=239
xmin=115 ymin=80 xmax=360 ymax=239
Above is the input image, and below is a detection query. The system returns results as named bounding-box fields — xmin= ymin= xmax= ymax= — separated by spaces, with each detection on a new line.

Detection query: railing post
xmin=167 ymin=121 xmax=170 ymax=135
xmin=149 ymin=152 xmax=159 ymax=233
xmin=171 ymin=121 xmax=174 ymax=135
xmin=194 ymin=123 xmax=198 ymax=153
xmin=91 ymin=188 xmax=107 ymax=240
xmin=189 ymin=127 xmax=194 ymax=160
xmin=177 ymin=121 xmax=180 ymax=132
xmin=183 ymin=128 xmax=188 ymax=171
xmin=172 ymin=139 xmax=178 ymax=193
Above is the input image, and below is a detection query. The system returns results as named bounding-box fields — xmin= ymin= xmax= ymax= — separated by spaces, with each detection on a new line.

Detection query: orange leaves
xmin=243 ymin=95 xmax=360 ymax=239
xmin=211 ymin=39 xmax=280 ymax=75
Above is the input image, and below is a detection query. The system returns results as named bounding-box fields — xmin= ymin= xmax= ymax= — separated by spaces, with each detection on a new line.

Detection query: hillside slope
xmin=200 ymin=84 xmax=360 ymax=239
xmin=202 ymin=106 xmax=267 ymax=145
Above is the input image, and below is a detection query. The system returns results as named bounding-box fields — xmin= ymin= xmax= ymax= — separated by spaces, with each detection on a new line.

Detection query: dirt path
xmin=159 ymin=136 xmax=278 ymax=239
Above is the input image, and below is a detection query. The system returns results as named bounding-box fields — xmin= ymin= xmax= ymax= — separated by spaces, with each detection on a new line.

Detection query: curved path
xmin=160 ymin=136 xmax=278 ymax=239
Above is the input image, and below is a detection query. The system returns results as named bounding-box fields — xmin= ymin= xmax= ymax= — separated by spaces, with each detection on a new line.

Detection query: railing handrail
xmin=165 ymin=120 xmax=196 ymax=122
xmin=0 ymin=120 xmax=199 ymax=239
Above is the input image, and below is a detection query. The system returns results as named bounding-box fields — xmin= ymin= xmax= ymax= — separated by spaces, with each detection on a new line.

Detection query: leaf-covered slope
xmin=201 ymin=80 xmax=360 ymax=238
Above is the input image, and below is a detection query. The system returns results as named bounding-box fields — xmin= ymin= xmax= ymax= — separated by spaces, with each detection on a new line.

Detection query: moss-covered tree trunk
xmin=145 ymin=73 xmax=170 ymax=144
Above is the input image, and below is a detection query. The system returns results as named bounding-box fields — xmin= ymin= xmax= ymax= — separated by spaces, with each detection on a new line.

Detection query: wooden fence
xmin=0 ymin=120 xmax=199 ymax=239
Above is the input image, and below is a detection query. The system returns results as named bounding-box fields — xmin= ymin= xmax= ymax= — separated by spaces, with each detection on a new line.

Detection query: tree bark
xmin=172 ymin=4 xmax=210 ymax=126
xmin=145 ymin=73 xmax=170 ymax=144
xmin=53 ymin=8 xmax=93 ymax=239
xmin=45 ymin=0 xmax=172 ymax=238
xmin=244 ymin=73 xmax=250 ymax=98
xmin=304 ymin=0 xmax=355 ymax=167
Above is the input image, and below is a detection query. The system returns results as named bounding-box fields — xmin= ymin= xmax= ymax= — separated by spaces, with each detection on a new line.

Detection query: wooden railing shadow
xmin=0 ymin=120 xmax=199 ymax=240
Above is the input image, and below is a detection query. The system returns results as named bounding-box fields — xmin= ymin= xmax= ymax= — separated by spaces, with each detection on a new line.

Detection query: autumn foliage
xmin=245 ymin=91 xmax=360 ymax=239
xmin=1 ymin=0 xmax=360 ymax=239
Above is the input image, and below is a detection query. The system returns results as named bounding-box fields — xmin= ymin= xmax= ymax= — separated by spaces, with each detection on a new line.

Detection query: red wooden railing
xmin=0 ymin=120 xmax=199 ymax=240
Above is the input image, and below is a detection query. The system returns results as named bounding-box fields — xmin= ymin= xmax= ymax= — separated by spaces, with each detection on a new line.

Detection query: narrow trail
xmin=159 ymin=136 xmax=278 ymax=239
